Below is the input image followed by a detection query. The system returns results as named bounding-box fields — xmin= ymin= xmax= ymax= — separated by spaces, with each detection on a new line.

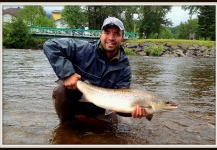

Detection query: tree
xmin=197 ymin=6 xmax=215 ymax=41
xmin=18 ymin=6 xmax=55 ymax=27
xmin=87 ymin=6 xmax=105 ymax=30
xmin=182 ymin=5 xmax=201 ymax=18
xmin=168 ymin=26 xmax=178 ymax=39
xmin=122 ymin=6 xmax=139 ymax=32
xmin=176 ymin=22 xmax=188 ymax=39
xmin=137 ymin=6 xmax=172 ymax=38
xmin=61 ymin=6 xmax=87 ymax=28
xmin=3 ymin=18 xmax=34 ymax=49
xmin=176 ymin=18 xmax=198 ymax=39
xmin=182 ymin=5 xmax=215 ymax=41
xmin=34 ymin=15 xmax=56 ymax=27
xmin=87 ymin=6 xmax=124 ymax=30
xmin=158 ymin=28 xmax=173 ymax=39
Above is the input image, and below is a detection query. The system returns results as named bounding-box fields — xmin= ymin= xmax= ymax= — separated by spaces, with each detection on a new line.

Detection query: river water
xmin=2 ymin=49 xmax=216 ymax=147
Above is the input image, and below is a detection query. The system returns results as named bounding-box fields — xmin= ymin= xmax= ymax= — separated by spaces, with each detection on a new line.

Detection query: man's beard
xmin=103 ymin=48 xmax=118 ymax=53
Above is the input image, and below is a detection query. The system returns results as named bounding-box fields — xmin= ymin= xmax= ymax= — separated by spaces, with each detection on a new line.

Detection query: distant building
xmin=2 ymin=7 xmax=20 ymax=24
xmin=52 ymin=10 xmax=69 ymax=28
xmin=52 ymin=10 xmax=62 ymax=20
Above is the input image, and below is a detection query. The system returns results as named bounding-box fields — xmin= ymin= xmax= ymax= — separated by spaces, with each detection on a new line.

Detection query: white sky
xmin=1 ymin=4 xmax=202 ymax=27
xmin=167 ymin=6 xmax=198 ymax=26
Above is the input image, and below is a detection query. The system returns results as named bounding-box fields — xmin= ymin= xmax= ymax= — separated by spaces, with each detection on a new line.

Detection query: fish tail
xmin=108 ymin=112 xmax=119 ymax=124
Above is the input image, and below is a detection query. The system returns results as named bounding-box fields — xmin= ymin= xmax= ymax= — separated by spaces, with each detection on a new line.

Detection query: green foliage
xmin=158 ymin=28 xmax=173 ymax=39
xmin=138 ymin=6 xmax=172 ymax=38
xmin=168 ymin=26 xmax=178 ymax=38
xmin=144 ymin=45 xmax=164 ymax=56
xmin=87 ymin=6 xmax=124 ymax=30
xmin=145 ymin=28 xmax=173 ymax=39
xmin=2 ymin=24 xmax=12 ymax=48
xmin=126 ymin=39 xmax=215 ymax=48
xmin=3 ymin=19 xmax=35 ymax=49
xmin=34 ymin=15 xmax=56 ymax=27
xmin=182 ymin=5 xmax=215 ymax=41
xmin=176 ymin=18 xmax=199 ymax=39
xmin=122 ymin=6 xmax=139 ymax=32
xmin=124 ymin=48 xmax=137 ymax=55
xmin=18 ymin=6 xmax=55 ymax=27
xmin=198 ymin=6 xmax=215 ymax=41
xmin=32 ymin=38 xmax=48 ymax=49
xmin=60 ymin=5 xmax=173 ymax=36
xmin=61 ymin=6 xmax=87 ymax=28
xmin=182 ymin=6 xmax=201 ymax=16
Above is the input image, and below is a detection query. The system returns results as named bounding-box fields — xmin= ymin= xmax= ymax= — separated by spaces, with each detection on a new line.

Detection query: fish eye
xmin=166 ymin=101 xmax=171 ymax=104
xmin=148 ymin=105 xmax=152 ymax=109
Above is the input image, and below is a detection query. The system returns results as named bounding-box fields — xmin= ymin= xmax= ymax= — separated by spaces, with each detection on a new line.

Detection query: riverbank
xmin=123 ymin=39 xmax=216 ymax=58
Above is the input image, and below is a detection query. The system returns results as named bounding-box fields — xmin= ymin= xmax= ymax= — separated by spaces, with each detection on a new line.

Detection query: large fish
xmin=57 ymin=80 xmax=178 ymax=121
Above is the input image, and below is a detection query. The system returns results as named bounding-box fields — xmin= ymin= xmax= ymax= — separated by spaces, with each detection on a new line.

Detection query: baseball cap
xmin=101 ymin=17 xmax=125 ymax=31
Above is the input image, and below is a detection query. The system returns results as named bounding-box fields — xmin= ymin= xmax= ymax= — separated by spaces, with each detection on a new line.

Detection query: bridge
xmin=28 ymin=26 xmax=137 ymax=41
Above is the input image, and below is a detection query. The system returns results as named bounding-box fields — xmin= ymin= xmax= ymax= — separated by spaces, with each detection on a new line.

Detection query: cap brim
xmin=101 ymin=23 xmax=124 ymax=31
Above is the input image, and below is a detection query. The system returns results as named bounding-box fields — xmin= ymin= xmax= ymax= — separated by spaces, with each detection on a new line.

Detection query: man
xmin=80 ymin=24 xmax=85 ymax=36
xmin=43 ymin=17 xmax=146 ymax=124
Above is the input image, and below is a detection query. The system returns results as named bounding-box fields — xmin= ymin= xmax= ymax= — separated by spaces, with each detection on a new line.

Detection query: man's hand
xmin=131 ymin=105 xmax=146 ymax=118
xmin=63 ymin=73 xmax=81 ymax=90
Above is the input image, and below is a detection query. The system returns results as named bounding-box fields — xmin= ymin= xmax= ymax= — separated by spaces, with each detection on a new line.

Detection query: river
xmin=2 ymin=49 xmax=216 ymax=147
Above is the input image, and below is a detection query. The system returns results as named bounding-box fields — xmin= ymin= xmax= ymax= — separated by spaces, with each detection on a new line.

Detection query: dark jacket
xmin=43 ymin=38 xmax=132 ymax=89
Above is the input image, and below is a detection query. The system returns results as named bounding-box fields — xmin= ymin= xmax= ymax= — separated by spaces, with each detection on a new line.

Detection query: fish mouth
xmin=163 ymin=103 xmax=178 ymax=110
xmin=160 ymin=101 xmax=178 ymax=111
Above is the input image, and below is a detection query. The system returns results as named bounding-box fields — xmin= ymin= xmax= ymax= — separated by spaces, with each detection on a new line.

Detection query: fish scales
xmin=76 ymin=80 xmax=177 ymax=115
xmin=56 ymin=79 xmax=178 ymax=120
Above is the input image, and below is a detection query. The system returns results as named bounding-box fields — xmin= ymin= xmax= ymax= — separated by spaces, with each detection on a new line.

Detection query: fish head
xmin=149 ymin=99 xmax=178 ymax=113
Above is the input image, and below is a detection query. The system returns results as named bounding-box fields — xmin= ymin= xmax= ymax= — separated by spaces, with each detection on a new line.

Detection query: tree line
xmin=55 ymin=5 xmax=216 ymax=40
xmin=3 ymin=5 xmax=215 ymax=49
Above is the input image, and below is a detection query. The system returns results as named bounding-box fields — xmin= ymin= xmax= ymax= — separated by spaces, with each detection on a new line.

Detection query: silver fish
xmin=56 ymin=79 xmax=178 ymax=121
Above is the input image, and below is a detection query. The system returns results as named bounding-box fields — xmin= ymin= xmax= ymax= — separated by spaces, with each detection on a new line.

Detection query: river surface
xmin=2 ymin=49 xmax=216 ymax=147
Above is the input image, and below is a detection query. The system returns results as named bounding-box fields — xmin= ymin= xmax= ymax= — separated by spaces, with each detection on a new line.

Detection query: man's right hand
xmin=63 ymin=73 xmax=81 ymax=90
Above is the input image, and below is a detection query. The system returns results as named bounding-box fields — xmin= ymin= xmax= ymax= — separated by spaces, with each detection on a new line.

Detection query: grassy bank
xmin=125 ymin=39 xmax=216 ymax=48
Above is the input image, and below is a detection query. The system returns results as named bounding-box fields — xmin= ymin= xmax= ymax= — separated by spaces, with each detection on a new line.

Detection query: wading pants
xmin=52 ymin=85 xmax=105 ymax=123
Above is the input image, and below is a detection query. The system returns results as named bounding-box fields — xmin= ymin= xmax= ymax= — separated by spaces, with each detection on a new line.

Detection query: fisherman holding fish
xmin=43 ymin=17 xmax=147 ymax=124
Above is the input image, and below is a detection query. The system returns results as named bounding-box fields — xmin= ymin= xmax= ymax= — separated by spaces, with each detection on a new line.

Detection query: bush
xmin=3 ymin=19 xmax=35 ymax=49
xmin=124 ymin=48 xmax=137 ymax=55
xmin=144 ymin=45 xmax=164 ymax=56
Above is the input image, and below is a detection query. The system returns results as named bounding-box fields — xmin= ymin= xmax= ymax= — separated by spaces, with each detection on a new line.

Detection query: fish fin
xmin=146 ymin=114 xmax=153 ymax=121
xmin=94 ymin=112 xmax=118 ymax=124
xmin=79 ymin=95 xmax=91 ymax=103
xmin=55 ymin=79 xmax=64 ymax=85
xmin=108 ymin=112 xmax=118 ymax=124
xmin=105 ymin=109 xmax=115 ymax=115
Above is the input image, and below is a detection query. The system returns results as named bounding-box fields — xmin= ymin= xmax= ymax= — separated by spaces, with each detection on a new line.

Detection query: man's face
xmin=100 ymin=26 xmax=124 ymax=53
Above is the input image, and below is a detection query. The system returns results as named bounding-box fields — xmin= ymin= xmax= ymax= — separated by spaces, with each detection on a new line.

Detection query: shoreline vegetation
xmin=123 ymin=39 xmax=216 ymax=58
xmin=3 ymin=38 xmax=216 ymax=58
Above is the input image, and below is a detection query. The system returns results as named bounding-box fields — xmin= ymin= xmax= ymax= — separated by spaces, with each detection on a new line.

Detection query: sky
xmin=167 ymin=6 xmax=197 ymax=26
xmin=2 ymin=5 xmax=198 ymax=27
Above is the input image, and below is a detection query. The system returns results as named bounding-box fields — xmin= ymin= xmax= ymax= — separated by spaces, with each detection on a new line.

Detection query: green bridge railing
xmin=28 ymin=26 xmax=137 ymax=39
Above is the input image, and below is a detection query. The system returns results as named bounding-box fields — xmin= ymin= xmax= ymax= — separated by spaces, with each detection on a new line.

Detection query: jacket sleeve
xmin=43 ymin=38 xmax=87 ymax=79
